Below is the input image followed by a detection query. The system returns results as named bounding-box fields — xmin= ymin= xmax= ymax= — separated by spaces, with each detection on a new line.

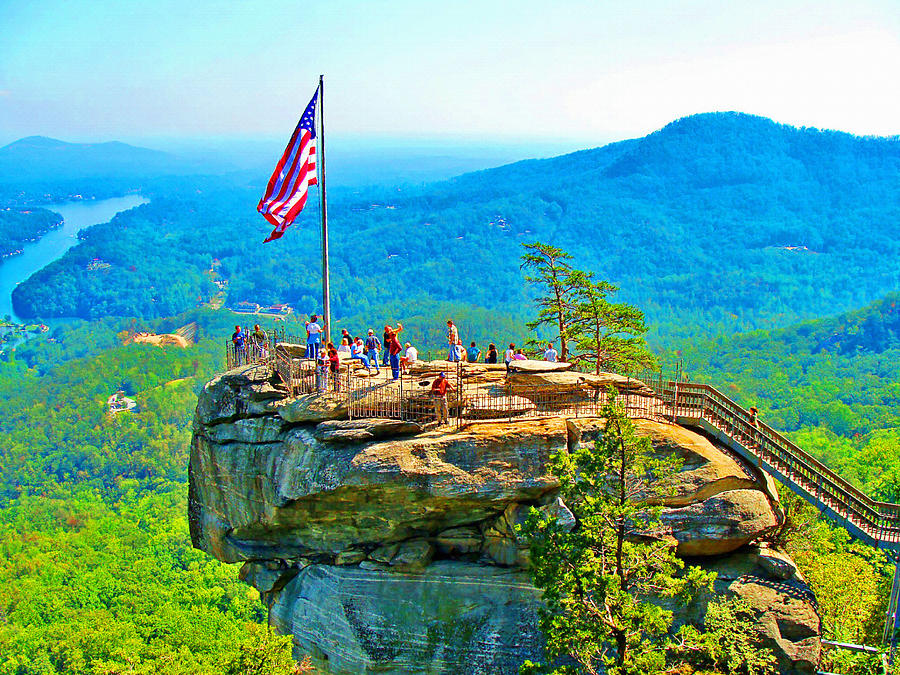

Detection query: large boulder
xmin=508 ymin=370 xmax=653 ymax=396
xmin=189 ymin=419 xmax=565 ymax=561
xmin=276 ymin=392 xmax=349 ymax=423
xmin=268 ymin=562 xmax=545 ymax=674
xmin=189 ymin=373 xmax=816 ymax=673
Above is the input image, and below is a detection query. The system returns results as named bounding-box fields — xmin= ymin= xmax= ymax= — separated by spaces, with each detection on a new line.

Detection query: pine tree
xmin=520 ymin=242 xmax=579 ymax=361
xmin=521 ymin=392 xmax=713 ymax=674
xmin=568 ymin=271 xmax=655 ymax=375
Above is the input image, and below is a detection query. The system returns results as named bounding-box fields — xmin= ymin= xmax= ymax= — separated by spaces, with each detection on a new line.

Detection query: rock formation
xmin=189 ymin=364 xmax=821 ymax=674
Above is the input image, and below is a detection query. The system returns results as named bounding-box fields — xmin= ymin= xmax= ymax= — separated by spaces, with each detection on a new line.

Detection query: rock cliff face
xmin=189 ymin=365 xmax=821 ymax=674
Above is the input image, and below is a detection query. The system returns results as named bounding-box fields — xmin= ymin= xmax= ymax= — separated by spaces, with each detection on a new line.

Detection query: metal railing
xmin=222 ymin=341 xmax=900 ymax=551
xmin=656 ymin=381 xmax=900 ymax=551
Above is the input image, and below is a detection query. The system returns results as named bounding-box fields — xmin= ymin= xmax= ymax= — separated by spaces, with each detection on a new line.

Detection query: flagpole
xmin=318 ymin=74 xmax=331 ymax=345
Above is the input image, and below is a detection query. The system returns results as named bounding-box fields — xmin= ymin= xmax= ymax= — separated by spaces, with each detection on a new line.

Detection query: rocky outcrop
xmin=189 ymin=364 xmax=819 ymax=674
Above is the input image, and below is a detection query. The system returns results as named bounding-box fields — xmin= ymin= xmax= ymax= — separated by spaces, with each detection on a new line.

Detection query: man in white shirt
xmin=544 ymin=343 xmax=558 ymax=362
xmin=401 ymin=342 xmax=418 ymax=373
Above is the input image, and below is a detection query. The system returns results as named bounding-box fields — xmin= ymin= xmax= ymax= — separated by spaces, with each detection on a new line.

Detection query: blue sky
xmin=1 ymin=0 xmax=899 ymax=149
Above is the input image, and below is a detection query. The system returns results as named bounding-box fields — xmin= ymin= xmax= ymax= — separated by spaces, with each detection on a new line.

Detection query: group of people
xmin=443 ymin=320 xmax=559 ymax=368
xmin=230 ymin=324 xmax=269 ymax=366
xmin=234 ymin=315 xmax=562 ymax=379
xmin=306 ymin=316 xmax=418 ymax=387
xmin=230 ymin=316 xmax=565 ymax=426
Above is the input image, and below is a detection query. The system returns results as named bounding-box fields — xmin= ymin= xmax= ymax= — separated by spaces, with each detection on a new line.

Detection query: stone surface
xmin=276 ymin=392 xmax=349 ymax=423
xmin=730 ymin=577 xmax=820 ymax=674
xmin=269 ymin=562 xmax=545 ymax=674
xmin=660 ymin=489 xmax=779 ymax=556
xmin=506 ymin=359 xmax=573 ymax=374
xmin=435 ymin=526 xmax=482 ymax=555
xmin=189 ymin=373 xmax=818 ymax=673
xmin=276 ymin=343 xmax=307 ymax=359
xmin=569 ymin=418 xmax=767 ymax=505
xmin=508 ymin=370 xmax=653 ymax=396
xmin=314 ymin=418 xmax=422 ymax=443
xmin=239 ymin=561 xmax=298 ymax=594
xmin=755 ymin=546 xmax=799 ymax=580
xmin=335 ymin=550 xmax=367 ymax=566
xmin=389 ymin=539 xmax=434 ymax=571
xmin=189 ymin=419 xmax=565 ymax=561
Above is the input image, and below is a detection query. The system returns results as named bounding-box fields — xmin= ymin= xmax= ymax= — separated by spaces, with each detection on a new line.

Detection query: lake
xmin=0 ymin=195 xmax=148 ymax=323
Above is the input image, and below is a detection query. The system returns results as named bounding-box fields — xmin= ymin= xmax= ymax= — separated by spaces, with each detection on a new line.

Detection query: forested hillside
xmin=0 ymin=311 xmax=307 ymax=673
xmin=679 ymin=292 xmax=900 ymax=502
xmin=0 ymin=306 xmax=893 ymax=673
xmin=0 ymin=207 xmax=63 ymax=258
xmin=11 ymin=113 xmax=900 ymax=347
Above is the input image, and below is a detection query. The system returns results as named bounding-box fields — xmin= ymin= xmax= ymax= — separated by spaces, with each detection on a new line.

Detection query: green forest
xmin=10 ymin=113 xmax=900 ymax=346
xmin=0 ymin=312 xmax=304 ymax=674
xmin=678 ymin=292 xmax=900 ymax=502
xmin=1 ymin=112 xmax=899 ymax=673
xmin=0 ymin=208 xmax=63 ymax=258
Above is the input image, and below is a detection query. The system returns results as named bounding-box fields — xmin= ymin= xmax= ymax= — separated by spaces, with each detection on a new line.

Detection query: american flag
xmin=258 ymin=89 xmax=319 ymax=242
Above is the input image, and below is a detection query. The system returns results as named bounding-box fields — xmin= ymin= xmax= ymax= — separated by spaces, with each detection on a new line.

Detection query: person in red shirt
xmin=386 ymin=322 xmax=404 ymax=380
xmin=430 ymin=371 xmax=453 ymax=425
xmin=326 ymin=342 xmax=341 ymax=391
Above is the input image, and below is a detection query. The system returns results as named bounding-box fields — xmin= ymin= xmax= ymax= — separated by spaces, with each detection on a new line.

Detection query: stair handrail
xmin=658 ymin=380 xmax=900 ymax=542
xmin=686 ymin=383 xmax=900 ymax=513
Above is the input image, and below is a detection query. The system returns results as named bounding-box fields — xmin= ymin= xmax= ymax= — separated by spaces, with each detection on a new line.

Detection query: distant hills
xmin=11 ymin=112 xmax=900 ymax=345
xmin=0 ymin=136 xmax=198 ymax=183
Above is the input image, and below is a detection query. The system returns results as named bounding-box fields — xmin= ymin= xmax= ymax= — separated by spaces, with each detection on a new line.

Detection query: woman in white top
xmin=337 ymin=337 xmax=352 ymax=354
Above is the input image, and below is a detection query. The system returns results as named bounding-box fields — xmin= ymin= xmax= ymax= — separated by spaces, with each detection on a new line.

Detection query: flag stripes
xmin=258 ymin=89 xmax=319 ymax=242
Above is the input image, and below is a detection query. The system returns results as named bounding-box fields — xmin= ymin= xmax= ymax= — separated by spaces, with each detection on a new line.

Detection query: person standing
xmin=364 ymin=329 xmax=382 ymax=375
xmin=430 ymin=371 xmax=453 ymax=425
xmin=251 ymin=324 xmax=267 ymax=361
xmin=446 ymin=320 xmax=460 ymax=361
xmin=387 ymin=326 xmax=404 ymax=380
xmin=543 ymin=342 xmax=558 ymax=362
xmin=305 ymin=315 xmax=324 ymax=361
xmin=466 ymin=341 xmax=481 ymax=363
xmin=231 ymin=325 xmax=245 ymax=366
xmin=326 ymin=342 xmax=340 ymax=391
xmin=316 ymin=350 xmax=329 ymax=392
xmin=382 ymin=325 xmax=392 ymax=368
xmin=485 ymin=343 xmax=498 ymax=364
xmin=504 ymin=343 xmax=515 ymax=371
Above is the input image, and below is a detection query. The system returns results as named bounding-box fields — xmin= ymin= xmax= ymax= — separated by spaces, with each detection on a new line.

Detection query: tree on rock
xmin=520 ymin=242 xmax=579 ymax=361
xmin=521 ymin=391 xmax=714 ymax=674
xmin=568 ymin=271 xmax=655 ymax=375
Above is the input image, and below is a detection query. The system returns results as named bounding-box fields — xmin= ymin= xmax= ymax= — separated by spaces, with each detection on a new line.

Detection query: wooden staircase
xmin=638 ymin=377 xmax=900 ymax=654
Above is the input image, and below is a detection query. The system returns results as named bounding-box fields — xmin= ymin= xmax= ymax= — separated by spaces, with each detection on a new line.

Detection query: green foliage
xmin=520 ymin=243 xmax=654 ymax=371
xmin=521 ymin=242 xmax=578 ymax=360
xmin=568 ymin=271 xmax=655 ymax=374
xmin=11 ymin=113 xmax=900 ymax=352
xmin=678 ymin=293 xmax=900 ymax=500
xmin=222 ymin=625 xmax=311 ymax=675
xmin=669 ymin=597 xmax=776 ymax=675
xmin=0 ymin=316 xmax=304 ymax=673
xmin=522 ymin=391 xmax=714 ymax=674
xmin=0 ymin=207 xmax=62 ymax=256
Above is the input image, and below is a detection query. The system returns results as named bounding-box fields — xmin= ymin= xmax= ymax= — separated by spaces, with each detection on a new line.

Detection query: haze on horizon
xmin=2 ymin=0 xmax=899 ymax=155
